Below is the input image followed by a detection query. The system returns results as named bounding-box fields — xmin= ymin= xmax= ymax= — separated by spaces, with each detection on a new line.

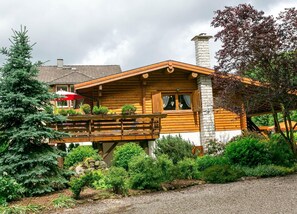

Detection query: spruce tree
xmin=0 ymin=27 xmax=67 ymax=196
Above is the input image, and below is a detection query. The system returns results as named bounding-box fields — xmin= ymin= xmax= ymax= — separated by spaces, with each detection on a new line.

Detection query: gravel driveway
xmin=55 ymin=173 xmax=297 ymax=214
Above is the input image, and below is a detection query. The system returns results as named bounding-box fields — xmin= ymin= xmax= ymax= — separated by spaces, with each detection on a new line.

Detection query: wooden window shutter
xmin=192 ymin=90 xmax=201 ymax=112
xmin=152 ymin=91 xmax=162 ymax=113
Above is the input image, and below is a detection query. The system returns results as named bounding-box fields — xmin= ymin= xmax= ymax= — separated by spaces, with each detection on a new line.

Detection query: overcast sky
xmin=0 ymin=0 xmax=295 ymax=71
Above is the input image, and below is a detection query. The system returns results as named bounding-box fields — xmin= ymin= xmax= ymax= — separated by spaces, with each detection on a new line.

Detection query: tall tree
xmin=211 ymin=4 xmax=297 ymax=155
xmin=0 ymin=27 xmax=67 ymax=196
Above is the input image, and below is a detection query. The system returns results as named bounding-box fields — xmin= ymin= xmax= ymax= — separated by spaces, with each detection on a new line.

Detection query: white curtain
xmin=183 ymin=95 xmax=191 ymax=108
xmin=162 ymin=95 xmax=170 ymax=108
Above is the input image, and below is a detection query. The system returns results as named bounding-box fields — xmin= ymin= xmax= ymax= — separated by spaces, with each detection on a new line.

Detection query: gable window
xmin=162 ymin=93 xmax=191 ymax=111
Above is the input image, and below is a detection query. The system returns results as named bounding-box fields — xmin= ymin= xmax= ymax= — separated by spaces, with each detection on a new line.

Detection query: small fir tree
xmin=0 ymin=27 xmax=67 ymax=196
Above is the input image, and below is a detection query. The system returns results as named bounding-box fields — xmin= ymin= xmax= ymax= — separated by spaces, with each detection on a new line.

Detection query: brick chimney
xmin=57 ymin=59 xmax=63 ymax=68
xmin=192 ymin=33 xmax=215 ymax=146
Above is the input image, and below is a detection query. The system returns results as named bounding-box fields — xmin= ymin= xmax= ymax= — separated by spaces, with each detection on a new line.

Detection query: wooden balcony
xmin=49 ymin=113 xmax=167 ymax=144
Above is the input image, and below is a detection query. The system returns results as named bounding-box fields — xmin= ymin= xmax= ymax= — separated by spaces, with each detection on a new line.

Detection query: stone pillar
xmin=197 ymin=75 xmax=215 ymax=145
xmin=148 ymin=140 xmax=156 ymax=159
xmin=192 ymin=33 xmax=215 ymax=146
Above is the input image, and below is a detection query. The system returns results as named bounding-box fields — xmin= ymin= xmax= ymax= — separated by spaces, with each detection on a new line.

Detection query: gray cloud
xmin=0 ymin=0 xmax=294 ymax=70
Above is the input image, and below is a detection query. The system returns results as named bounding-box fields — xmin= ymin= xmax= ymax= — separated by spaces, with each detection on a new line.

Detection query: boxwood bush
xmin=224 ymin=137 xmax=270 ymax=167
xmin=267 ymin=135 xmax=296 ymax=167
xmin=196 ymin=155 xmax=229 ymax=171
xmin=64 ymin=146 xmax=101 ymax=168
xmin=176 ymin=158 xmax=201 ymax=179
xmin=104 ymin=166 xmax=129 ymax=195
xmin=201 ymin=165 xmax=243 ymax=183
xmin=128 ymin=155 xmax=174 ymax=190
xmin=112 ymin=143 xmax=145 ymax=170
xmin=155 ymin=135 xmax=196 ymax=164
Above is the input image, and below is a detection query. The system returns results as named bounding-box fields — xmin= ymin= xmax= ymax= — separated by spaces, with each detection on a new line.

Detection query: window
xmin=162 ymin=93 xmax=191 ymax=111
xmin=56 ymin=85 xmax=69 ymax=108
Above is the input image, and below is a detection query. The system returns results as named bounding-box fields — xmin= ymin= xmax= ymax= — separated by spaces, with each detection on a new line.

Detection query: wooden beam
xmin=103 ymin=142 xmax=118 ymax=159
xmin=188 ymin=72 xmax=198 ymax=80
xmin=98 ymin=85 xmax=103 ymax=97
xmin=142 ymin=83 xmax=146 ymax=114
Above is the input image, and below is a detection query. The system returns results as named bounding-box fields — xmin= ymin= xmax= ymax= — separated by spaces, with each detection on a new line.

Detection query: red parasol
xmin=54 ymin=90 xmax=83 ymax=101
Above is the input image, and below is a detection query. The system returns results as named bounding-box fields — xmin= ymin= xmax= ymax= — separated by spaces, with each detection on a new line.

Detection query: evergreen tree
xmin=0 ymin=27 xmax=67 ymax=196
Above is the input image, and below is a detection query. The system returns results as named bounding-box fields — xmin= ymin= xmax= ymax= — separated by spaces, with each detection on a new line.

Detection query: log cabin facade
xmin=73 ymin=60 xmax=247 ymax=152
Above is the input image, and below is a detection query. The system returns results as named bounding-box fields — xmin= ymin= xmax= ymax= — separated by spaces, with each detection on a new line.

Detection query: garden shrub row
xmin=67 ymin=134 xmax=297 ymax=199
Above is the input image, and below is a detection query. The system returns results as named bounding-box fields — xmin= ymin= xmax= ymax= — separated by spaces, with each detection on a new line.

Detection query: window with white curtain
xmin=162 ymin=93 xmax=191 ymax=111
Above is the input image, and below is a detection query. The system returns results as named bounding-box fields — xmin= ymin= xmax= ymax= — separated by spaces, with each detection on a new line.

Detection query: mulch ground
xmin=9 ymin=179 xmax=202 ymax=213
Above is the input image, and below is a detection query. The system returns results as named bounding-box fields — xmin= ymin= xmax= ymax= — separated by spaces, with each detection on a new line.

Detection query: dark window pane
xmin=163 ymin=95 xmax=176 ymax=110
xmin=178 ymin=95 xmax=191 ymax=110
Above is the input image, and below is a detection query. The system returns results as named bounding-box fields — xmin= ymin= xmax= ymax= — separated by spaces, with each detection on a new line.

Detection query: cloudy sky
xmin=0 ymin=0 xmax=295 ymax=71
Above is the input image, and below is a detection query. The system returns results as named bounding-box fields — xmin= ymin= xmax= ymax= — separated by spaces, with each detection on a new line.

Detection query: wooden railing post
xmin=121 ymin=119 xmax=124 ymax=136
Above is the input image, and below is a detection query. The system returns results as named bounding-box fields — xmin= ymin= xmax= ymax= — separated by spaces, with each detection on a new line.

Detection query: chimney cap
xmin=191 ymin=33 xmax=212 ymax=41
xmin=57 ymin=59 xmax=63 ymax=68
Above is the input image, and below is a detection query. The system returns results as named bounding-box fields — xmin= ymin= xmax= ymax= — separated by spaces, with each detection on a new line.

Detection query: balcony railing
xmin=50 ymin=113 xmax=167 ymax=144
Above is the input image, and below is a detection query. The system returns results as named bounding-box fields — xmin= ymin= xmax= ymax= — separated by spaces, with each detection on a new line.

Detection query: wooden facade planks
xmin=214 ymin=108 xmax=242 ymax=131
xmin=74 ymin=68 xmax=247 ymax=140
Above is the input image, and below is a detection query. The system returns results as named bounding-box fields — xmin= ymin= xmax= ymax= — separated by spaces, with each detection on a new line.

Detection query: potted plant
xmin=58 ymin=108 xmax=68 ymax=116
xmin=80 ymin=104 xmax=91 ymax=114
xmin=67 ymin=108 xmax=81 ymax=116
xmin=121 ymin=104 xmax=137 ymax=115
xmin=93 ymin=106 xmax=109 ymax=115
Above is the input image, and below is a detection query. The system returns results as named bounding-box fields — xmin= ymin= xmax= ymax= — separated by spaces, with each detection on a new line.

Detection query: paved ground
xmin=56 ymin=173 xmax=297 ymax=214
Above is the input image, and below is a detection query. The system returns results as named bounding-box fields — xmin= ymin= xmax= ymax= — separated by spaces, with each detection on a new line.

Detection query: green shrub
xmin=128 ymin=155 xmax=164 ymax=190
xmin=176 ymin=158 xmax=201 ymax=179
xmin=52 ymin=194 xmax=76 ymax=208
xmin=112 ymin=143 xmax=145 ymax=170
xmin=58 ymin=108 xmax=68 ymax=116
xmin=105 ymin=167 xmax=129 ymax=195
xmin=201 ymin=165 xmax=243 ymax=183
xmin=121 ymin=104 xmax=137 ymax=115
xmin=229 ymin=131 xmax=265 ymax=142
xmin=156 ymin=154 xmax=176 ymax=182
xmin=205 ymin=139 xmax=225 ymax=156
xmin=268 ymin=135 xmax=296 ymax=167
xmin=0 ymin=175 xmax=25 ymax=205
xmin=67 ymin=108 xmax=79 ymax=116
xmin=64 ymin=146 xmax=100 ymax=168
xmin=196 ymin=155 xmax=229 ymax=171
xmin=155 ymin=135 xmax=196 ymax=164
xmin=93 ymin=106 xmax=109 ymax=115
xmin=69 ymin=170 xmax=103 ymax=199
xmin=240 ymin=165 xmax=294 ymax=178
xmin=80 ymin=104 xmax=91 ymax=114
xmin=224 ymin=137 xmax=270 ymax=167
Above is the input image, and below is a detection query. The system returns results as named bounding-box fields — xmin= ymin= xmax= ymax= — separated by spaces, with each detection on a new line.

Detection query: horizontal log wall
xmin=80 ymin=68 xmax=245 ymax=134
xmin=214 ymin=108 xmax=242 ymax=131
xmin=101 ymin=76 xmax=142 ymax=114
xmin=144 ymin=69 xmax=200 ymax=134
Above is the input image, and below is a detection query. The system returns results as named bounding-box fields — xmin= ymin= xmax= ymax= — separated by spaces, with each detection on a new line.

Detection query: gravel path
xmin=55 ymin=173 xmax=297 ymax=214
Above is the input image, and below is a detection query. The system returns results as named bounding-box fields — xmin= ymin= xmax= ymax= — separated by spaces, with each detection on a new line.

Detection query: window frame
xmin=162 ymin=92 xmax=192 ymax=112
xmin=56 ymin=85 xmax=71 ymax=108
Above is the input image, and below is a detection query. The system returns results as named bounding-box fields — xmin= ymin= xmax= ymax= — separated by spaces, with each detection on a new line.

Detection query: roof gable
xmin=75 ymin=60 xmax=214 ymax=90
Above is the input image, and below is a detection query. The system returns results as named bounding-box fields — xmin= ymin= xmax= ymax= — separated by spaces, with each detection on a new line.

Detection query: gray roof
xmin=37 ymin=65 xmax=122 ymax=85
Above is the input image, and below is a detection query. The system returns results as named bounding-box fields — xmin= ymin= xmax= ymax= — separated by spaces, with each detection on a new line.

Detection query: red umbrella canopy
xmin=55 ymin=90 xmax=83 ymax=101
